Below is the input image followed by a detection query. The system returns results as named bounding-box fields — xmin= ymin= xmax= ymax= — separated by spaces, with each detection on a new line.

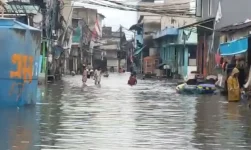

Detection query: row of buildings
xmin=0 ymin=0 xmax=133 ymax=83
xmin=66 ymin=5 xmax=130 ymax=73
xmin=132 ymin=0 xmax=251 ymax=79
xmin=57 ymin=1 xmax=134 ymax=74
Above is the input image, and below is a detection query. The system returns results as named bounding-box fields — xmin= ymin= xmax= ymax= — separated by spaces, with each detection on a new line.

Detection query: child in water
xmin=128 ymin=74 xmax=137 ymax=86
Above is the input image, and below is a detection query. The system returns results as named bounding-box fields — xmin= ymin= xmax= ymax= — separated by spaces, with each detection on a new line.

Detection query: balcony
xmin=72 ymin=26 xmax=81 ymax=45
xmin=153 ymin=27 xmax=179 ymax=39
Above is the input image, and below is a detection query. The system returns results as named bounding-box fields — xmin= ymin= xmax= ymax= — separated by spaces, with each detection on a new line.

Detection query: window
xmin=72 ymin=19 xmax=79 ymax=28
xmin=188 ymin=46 xmax=197 ymax=59
xmin=146 ymin=61 xmax=151 ymax=67
xmin=155 ymin=59 xmax=159 ymax=67
xmin=188 ymin=46 xmax=197 ymax=66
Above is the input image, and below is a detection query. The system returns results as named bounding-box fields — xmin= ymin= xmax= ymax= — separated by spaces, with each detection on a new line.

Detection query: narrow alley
xmin=1 ymin=73 xmax=251 ymax=150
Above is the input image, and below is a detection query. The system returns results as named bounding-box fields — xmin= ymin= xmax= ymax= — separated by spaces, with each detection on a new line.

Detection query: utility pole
xmin=118 ymin=25 xmax=122 ymax=72
xmin=79 ymin=19 xmax=84 ymax=65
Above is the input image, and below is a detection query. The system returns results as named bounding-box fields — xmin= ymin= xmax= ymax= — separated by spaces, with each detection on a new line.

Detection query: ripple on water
xmin=1 ymin=74 xmax=251 ymax=150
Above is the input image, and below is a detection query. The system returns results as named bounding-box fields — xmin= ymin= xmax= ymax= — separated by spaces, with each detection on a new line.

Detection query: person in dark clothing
xmin=236 ymin=59 xmax=246 ymax=88
xmin=130 ymin=66 xmax=133 ymax=73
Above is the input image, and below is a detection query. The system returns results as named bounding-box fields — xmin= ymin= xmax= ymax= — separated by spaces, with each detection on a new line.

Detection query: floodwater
xmin=1 ymin=73 xmax=251 ymax=150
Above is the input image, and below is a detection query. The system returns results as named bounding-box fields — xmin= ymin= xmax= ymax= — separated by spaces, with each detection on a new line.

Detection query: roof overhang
xmin=217 ymin=20 xmax=251 ymax=32
xmin=4 ymin=4 xmax=39 ymax=14
xmin=98 ymin=13 xmax=105 ymax=19
xmin=153 ymin=27 xmax=178 ymax=39
xmin=129 ymin=23 xmax=143 ymax=31
xmin=179 ymin=17 xmax=215 ymax=31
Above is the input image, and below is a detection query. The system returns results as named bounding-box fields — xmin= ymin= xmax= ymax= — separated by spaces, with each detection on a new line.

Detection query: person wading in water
xmin=227 ymin=67 xmax=240 ymax=102
xmin=128 ymin=74 xmax=137 ymax=86
xmin=94 ymin=67 xmax=102 ymax=85
xmin=225 ymin=56 xmax=236 ymax=94
xmin=82 ymin=64 xmax=88 ymax=87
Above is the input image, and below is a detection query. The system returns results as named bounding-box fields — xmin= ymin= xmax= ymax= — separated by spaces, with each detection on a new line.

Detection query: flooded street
xmin=1 ymin=73 xmax=251 ymax=150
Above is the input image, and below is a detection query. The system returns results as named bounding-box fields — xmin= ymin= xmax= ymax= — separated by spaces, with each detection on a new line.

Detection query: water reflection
xmin=192 ymin=95 xmax=251 ymax=150
xmin=38 ymin=82 xmax=64 ymax=149
xmin=2 ymin=74 xmax=251 ymax=149
xmin=0 ymin=106 xmax=39 ymax=150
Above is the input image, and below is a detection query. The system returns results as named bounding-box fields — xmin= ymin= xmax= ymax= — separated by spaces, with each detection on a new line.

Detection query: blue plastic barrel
xmin=0 ymin=19 xmax=41 ymax=107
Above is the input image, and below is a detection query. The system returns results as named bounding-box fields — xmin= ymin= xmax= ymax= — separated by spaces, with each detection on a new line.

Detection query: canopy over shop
xmin=220 ymin=36 xmax=251 ymax=65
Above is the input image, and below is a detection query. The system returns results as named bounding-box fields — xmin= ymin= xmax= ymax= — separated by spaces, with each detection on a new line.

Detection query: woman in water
xmin=227 ymin=67 xmax=240 ymax=102
xmin=82 ymin=64 xmax=88 ymax=87
xmin=94 ymin=67 xmax=102 ymax=85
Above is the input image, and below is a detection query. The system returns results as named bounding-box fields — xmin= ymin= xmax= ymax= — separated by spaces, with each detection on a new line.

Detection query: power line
xmin=76 ymin=0 xmax=195 ymax=17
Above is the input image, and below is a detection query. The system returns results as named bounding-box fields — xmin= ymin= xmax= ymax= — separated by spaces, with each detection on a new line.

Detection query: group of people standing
xmin=82 ymin=64 xmax=102 ymax=86
xmin=81 ymin=64 xmax=138 ymax=87
xmin=223 ymin=56 xmax=248 ymax=102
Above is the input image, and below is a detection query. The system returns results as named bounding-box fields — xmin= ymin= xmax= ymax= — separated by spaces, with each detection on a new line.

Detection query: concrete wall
xmin=197 ymin=0 xmax=251 ymax=29
xmin=220 ymin=26 xmax=251 ymax=43
xmin=161 ymin=16 xmax=196 ymax=29
xmin=143 ymin=16 xmax=161 ymax=33
xmin=102 ymin=26 xmax=112 ymax=37
xmin=149 ymin=48 xmax=157 ymax=56
xmin=161 ymin=0 xmax=196 ymax=29
xmin=106 ymin=51 xmax=117 ymax=59
xmin=137 ymin=1 xmax=161 ymax=40
xmin=32 ymin=12 xmax=42 ymax=30
xmin=177 ymin=29 xmax=198 ymax=44
xmin=62 ymin=0 xmax=72 ymax=27
xmin=72 ymin=7 xmax=97 ymax=29
xmin=100 ymin=44 xmax=118 ymax=50
xmin=107 ymin=59 xmax=119 ymax=71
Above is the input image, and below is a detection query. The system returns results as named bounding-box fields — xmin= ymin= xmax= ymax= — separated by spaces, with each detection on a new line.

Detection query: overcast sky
xmin=73 ymin=0 xmax=195 ymax=39
xmin=74 ymin=1 xmax=137 ymax=39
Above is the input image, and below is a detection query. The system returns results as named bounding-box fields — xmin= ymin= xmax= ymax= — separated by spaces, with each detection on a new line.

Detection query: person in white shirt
xmin=94 ymin=67 xmax=102 ymax=85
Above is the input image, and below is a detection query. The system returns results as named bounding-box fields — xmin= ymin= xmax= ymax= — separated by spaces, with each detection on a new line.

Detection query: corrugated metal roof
xmin=4 ymin=4 xmax=39 ymax=14
xmin=217 ymin=20 xmax=251 ymax=32
xmin=0 ymin=18 xmax=40 ymax=31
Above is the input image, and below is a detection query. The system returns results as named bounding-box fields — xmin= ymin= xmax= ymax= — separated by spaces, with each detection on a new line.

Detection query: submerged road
xmin=1 ymin=73 xmax=251 ymax=150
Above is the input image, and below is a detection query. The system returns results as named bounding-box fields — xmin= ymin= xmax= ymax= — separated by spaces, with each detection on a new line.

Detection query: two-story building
xmin=100 ymin=27 xmax=127 ymax=72
xmin=145 ymin=0 xmax=197 ymax=79
xmin=182 ymin=0 xmax=251 ymax=75
xmin=130 ymin=0 xmax=161 ymax=73
xmin=69 ymin=6 xmax=104 ymax=72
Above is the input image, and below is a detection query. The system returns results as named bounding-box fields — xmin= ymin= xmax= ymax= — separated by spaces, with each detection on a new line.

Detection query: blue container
xmin=0 ymin=19 xmax=41 ymax=107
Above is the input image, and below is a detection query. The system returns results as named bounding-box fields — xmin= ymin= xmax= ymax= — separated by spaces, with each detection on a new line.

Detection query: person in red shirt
xmin=128 ymin=74 xmax=137 ymax=86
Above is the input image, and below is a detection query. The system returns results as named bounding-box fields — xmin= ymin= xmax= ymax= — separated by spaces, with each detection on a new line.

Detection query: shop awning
xmin=179 ymin=17 xmax=215 ymax=30
xmin=134 ymin=46 xmax=145 ymax=56
xmin=220 ymin=37 xmax=248 ymax=56
xmin=153 ymin=27 xmax=178 ymax=39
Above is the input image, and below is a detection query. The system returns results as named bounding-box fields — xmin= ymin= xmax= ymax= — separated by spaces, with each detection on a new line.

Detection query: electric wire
xmin=92 ymin=0 xmax=195 ymax=13
xmin=73 ymin=0 xmax=195 ymax=17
